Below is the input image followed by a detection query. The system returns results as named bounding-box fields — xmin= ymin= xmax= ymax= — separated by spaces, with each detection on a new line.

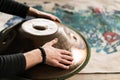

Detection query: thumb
xmin=47 ymin=38 xmax=58 ymax=46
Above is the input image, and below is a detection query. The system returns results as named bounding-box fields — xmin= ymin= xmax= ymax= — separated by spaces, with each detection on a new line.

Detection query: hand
xmin=42 ymin=38 xmax=73 ymax=69
xmin=27 ymin=7 xmax=61 ymax=23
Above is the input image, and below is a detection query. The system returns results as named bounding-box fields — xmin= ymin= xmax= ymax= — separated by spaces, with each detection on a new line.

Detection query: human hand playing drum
xmin=28 ymin=7 xmax=61 ymax=23
xmin=24 ymin=38 xmax=73 ymax=70
xmin=0 ymin=0 xmax=72 ymax=76
xmin=42 ymin=38 xmax=73 ymax=69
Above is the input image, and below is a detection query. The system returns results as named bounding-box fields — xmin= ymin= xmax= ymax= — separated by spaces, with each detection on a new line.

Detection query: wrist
xmin=23 ymin=49 xmax=43 ymax=69
xmin=38 ymin=47 xmax=46 ymax=64
xmin=35 ymin=49 xmax=43 ymax=63
xmin=27 ymin=7 xmax=38 ymax=17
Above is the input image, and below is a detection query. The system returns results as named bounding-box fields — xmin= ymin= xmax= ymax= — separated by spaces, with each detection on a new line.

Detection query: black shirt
xmin=0 ymin=0 xmax=29 ymax=76
xmin=0 ymin=0 xmax=29 ymax=18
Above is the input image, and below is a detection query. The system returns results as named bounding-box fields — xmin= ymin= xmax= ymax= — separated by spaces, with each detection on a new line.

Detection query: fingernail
xmin=54 ymin=38 xmax=58 ymax=41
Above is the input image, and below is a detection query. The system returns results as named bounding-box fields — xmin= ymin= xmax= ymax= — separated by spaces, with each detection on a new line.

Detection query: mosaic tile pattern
xmin=3 ymin=5 xmax=120 ymax=54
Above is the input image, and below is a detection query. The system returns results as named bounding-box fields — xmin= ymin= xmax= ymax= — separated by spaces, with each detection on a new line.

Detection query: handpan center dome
xmin=21 ymin=18 xmax=58 ymax=36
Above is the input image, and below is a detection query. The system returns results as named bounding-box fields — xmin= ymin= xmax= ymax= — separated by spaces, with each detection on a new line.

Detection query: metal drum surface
xmin=19 ymin=18 xmax=90 ymax=80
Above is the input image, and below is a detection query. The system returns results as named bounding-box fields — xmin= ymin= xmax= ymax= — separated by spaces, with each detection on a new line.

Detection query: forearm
xmin=0 ymin=0 xmax=29 ymax=18
xmin=23 ymin=48 xmax=42 ymax=69
xmin=0 ymin=49 xmax=42 ymax=76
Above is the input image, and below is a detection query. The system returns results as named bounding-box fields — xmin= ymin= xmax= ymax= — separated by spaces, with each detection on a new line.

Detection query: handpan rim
xmin=19 ymin=18 xmax=91 ymax=80
xmin=56 ymin=24 xmax=91 ymax=80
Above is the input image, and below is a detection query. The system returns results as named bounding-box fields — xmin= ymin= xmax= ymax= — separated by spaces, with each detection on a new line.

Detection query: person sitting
xmin=0 ymin=0 xmax=73 ymax=76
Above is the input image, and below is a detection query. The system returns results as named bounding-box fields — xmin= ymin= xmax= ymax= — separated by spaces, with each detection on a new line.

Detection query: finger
xmin=60 ymin=59 xmax=73 ymax=65
xmin=54 ymin=18 xmax=62 ymax=23
xmin=56 ymin=63 xmax=70 ymax=69
xmin=61 ymin=50 xmax=72 ymax=56
xmin=61 ymin=55 xmax=73 ymax=61
xmin=48 ymin=14 xmax=61 ymax=23
xmin=47 ymin=38 xmax=58 ymax=46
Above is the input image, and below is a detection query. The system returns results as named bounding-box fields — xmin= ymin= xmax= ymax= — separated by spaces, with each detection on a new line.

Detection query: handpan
xmin=19 ymin=18 xmax=90 ymax=80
